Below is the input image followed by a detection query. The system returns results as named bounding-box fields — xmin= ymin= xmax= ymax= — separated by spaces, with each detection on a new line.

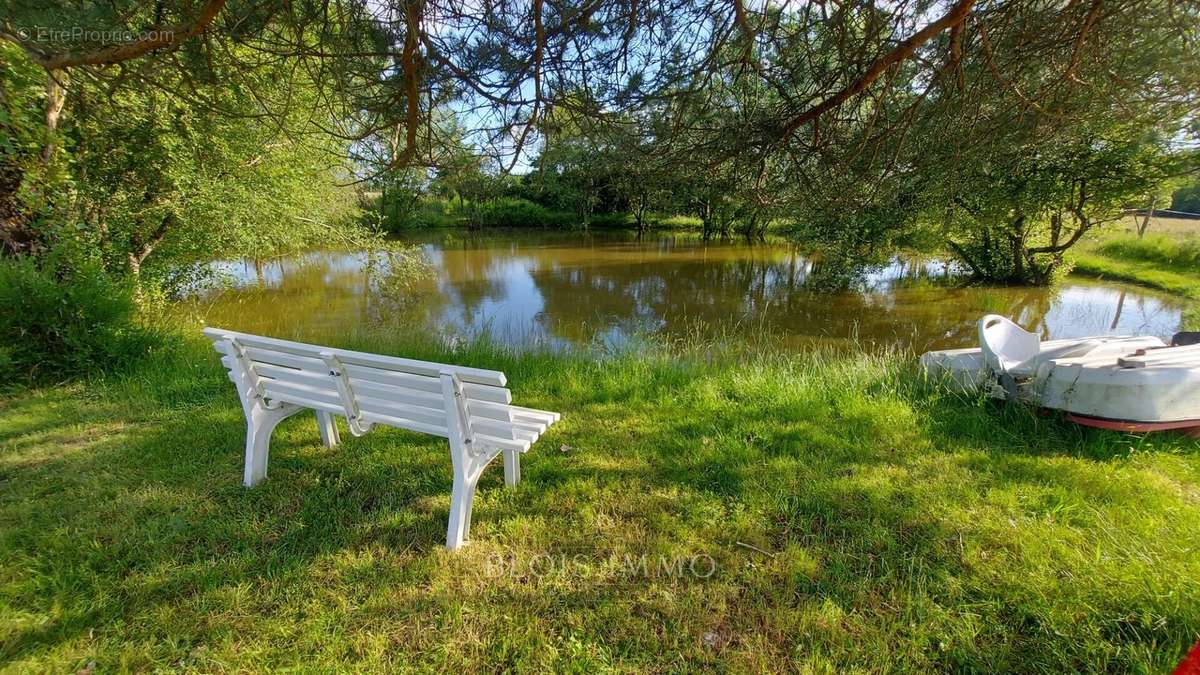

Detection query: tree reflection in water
xmin=191 ymin=231 xmax=1186 ymax=352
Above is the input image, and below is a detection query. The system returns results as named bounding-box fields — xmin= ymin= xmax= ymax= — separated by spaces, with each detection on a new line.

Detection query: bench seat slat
xmin=467 ymin=401 xmax=559 ymax=424
xmin=342 ymin=363 xmax=442 ymax=393
xmin=511 ymin=407 xmax=561 ymax=424
xmin=254 ymin=362 xmax=335 ymax=388
xmin=471 ymin=418 xmax=540 ymax=443
xmin=351 ymin=379 xmax=447 ymax=410
xmin=359 ymin=411 xmax=451 ymax=439
xmin=467 ymin=401 xmax=515 ymax=422
xmin=472 ymin=433 xmax=534 ymax=453
xmin=263 ymin=380 xmax=459 ymax=434
xmin=261 ymin=389 xmax=345 ymax=415
xmin=341 ymin=364 xmax=512 ymax=404
xmin=262 ymin=380 xmax=343 ymax=408
xmin=472 ymin=416 xmax=549 ymax=435
xmin=357 ymin=395 xmax=451 ymax=428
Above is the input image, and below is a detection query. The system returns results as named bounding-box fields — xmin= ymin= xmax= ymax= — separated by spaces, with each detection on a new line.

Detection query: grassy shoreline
xmin=2 ymin=329 xmax=1198 ymax=671
xmin=1070 ymin=218 xmax=1200 ymax=302
xmin=1072 ymin=252 xmax=1200 ymax=299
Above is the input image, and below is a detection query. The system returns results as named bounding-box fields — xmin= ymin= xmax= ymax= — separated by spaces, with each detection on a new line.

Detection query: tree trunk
xmin=40 ymin=71 xmax=68 ymax=164
xmin=126 ymin=251 xmax=146 ymax=303
xmin=1 ymin=71 xmax=67 ymax=255
xmin=0 ymin=163 xmax=31 ymax=255
xmin=1008 ymin=214 xmax=1026 ymax=283
xmin=126 ymin=214 xmax=173 ymax=302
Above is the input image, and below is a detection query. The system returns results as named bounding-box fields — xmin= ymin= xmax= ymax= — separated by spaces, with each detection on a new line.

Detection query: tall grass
xmin=1098 ymin=234 xmax=1200 ymax=269
xmin=0 ymin=256 xmax=167 ymax=383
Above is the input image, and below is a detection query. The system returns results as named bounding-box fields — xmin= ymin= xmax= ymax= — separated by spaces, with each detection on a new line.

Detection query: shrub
xmin=374 ymin=194 xmax=704 ymax=231
xmin=0 ymin=256 xmax=162 ymax=382
xmin=587 ymin=212 xmax=632 ymax=228
xmin=377 ymin=195 xmax=463 ymax=231
xmin=475 ymin=198 xmax=576 ymax=228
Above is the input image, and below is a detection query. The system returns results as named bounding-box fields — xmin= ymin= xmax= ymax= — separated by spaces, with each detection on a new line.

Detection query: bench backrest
xmin=203 ymin=327 xmax=526 ymax=448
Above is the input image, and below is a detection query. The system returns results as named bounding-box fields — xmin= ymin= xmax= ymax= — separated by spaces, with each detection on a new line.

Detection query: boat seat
xmin=979 ymin=314 xmax=1041 ymax=376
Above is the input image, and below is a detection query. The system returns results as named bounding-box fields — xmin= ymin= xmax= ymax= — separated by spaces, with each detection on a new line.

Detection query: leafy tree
xmin=940 ymin=130 xmax=1186 ymax=282
xmin=1 ymin=27 xmax=362 ymax=293
xmin=1172 ymin=182 xmax=1200 ymax=214
xmin=74 ymin=73 xmax=358 ymax=280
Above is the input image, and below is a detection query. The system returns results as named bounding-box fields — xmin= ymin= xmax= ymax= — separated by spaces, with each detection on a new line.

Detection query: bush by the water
xmin=378 ymin=196 xmax=574 ymax=230
xmin=474 ymin=198 xmax=576 ymax=228
xmin=0 ymin=256 xmax=162 ymax=382
xmin=377 ymin=194 xmax=698 ymax=232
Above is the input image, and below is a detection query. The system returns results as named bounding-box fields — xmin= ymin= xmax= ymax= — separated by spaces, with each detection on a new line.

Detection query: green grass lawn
xmin=2 ymin=331 xmax=1199 ymax=671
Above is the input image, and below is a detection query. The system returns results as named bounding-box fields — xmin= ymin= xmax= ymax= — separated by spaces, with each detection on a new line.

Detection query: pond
xmin=191 ymin=229 xmax=1187 ymax=353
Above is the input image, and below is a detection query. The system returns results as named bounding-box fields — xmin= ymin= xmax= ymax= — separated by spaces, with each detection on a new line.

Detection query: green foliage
xmin=0 ymin=256 xmax=161 ymax=382
xmin=1072 ymin=229 xmax=1200 ymax=305
xmin=375 ymin=196 xmax=647 ymax=231
xmin=1072 ymin=252 xmax=1200 ymax=300
xmin=1172 ymin=182 xmax=1200 ymax=214
xmin=1 ymin=41 xmax=363 ymax=290
xmin=69 ymin=62 xmax=360 ymax=275
xmin=0 ymin=42 xmax=67 ymax=253
xmin=654 ymin=214 xmax=704 ymax=229
xmin=474 ymin=198 xmax=575 ymax=228
xmin=928 ymin=124 xmax=1192 ymax=283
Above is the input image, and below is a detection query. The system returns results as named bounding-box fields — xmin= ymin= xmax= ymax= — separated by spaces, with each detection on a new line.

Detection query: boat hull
xmin=1065 ymin=414 xmax=1200 ymax=436
xmin=1033 ymin=349 xmax=1200 ymax=423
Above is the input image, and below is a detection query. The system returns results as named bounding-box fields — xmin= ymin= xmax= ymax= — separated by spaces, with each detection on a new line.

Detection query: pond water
xmin=191 ymin=229 xmax=1187 ymax=353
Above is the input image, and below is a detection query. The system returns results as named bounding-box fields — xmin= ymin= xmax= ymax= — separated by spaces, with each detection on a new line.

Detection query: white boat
xmin=1033 ymin=343 xmax=1200 ymax=425
xmin=919 ymin=315 xmax=1165 ymax=397
xmin=920 ymin=315 xmax=1200 ymax=429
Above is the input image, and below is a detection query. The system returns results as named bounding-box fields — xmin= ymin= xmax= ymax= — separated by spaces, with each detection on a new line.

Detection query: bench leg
xmin=316 ymin=411 xmax=340 ymax=448
xmin=446 ymin=471 xmax=481 ymax=550
xmin=503 ymin=449 xmax=520 ymax=487
xmin=243 ymin=406 xmax=296 ymax=487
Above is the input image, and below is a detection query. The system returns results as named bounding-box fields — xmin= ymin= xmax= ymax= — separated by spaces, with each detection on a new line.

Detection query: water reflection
xmin=192 ymin=230 xmax=1186 ymax=352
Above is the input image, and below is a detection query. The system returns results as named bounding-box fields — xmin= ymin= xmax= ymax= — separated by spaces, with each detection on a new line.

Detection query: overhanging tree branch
xmin=4 ymin=0 xmax=227 ymax=70
xmin=774 ymin=0 xmax=976 ymax=143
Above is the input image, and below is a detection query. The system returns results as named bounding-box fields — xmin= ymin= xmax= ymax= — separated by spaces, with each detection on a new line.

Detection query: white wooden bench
xmin=203 ymin=327 xmax=560 ymax=549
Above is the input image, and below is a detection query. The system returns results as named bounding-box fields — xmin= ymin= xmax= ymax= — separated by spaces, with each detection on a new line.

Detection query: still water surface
xmin=193 ymin=230 xmax=1185 ymax=352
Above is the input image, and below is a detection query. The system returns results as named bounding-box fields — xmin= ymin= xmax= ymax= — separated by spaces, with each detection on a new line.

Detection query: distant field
xmin=1108 ymin=215 xmax=1200 ymax=239
xmin=1073 ymin=216 xmax=1200 ymax=306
